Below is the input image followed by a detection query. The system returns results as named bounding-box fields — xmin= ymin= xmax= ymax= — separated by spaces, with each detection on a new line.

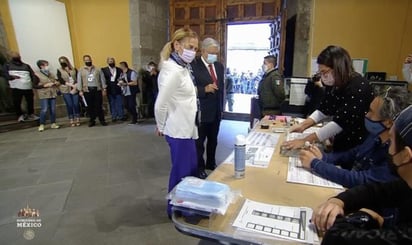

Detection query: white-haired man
xmin=191 ymin=37 xmax=225 ymax=179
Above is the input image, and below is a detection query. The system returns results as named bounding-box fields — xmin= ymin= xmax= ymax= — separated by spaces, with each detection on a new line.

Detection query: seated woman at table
xmin=311 ymin=105 xmax=412 ymax=244
xmin=283 ymin=46 xmax=374 ymax=169
xmin=299 ymin=86 xmax=410 ymax=188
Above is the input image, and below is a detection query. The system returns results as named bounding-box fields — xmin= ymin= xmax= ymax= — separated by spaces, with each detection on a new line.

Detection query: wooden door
xmin=169 ymin=0 xmax=224 ymax=57
xmin=169 ymin=0 xmax=284 ymax=70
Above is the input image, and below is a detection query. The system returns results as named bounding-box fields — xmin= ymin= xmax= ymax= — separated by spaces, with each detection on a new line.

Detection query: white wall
xmin=8 ymin=0 xmax=73 ymax=74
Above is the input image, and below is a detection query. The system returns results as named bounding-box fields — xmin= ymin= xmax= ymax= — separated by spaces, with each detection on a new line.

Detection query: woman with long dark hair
xmin=283 ymin=46 xmax=374 ymax=167
xmin=57 ymin=56 xmax=80 ymax=127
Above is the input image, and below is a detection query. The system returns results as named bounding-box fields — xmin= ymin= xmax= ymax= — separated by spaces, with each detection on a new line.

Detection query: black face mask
xmin=108 ymin=63 xmax=115 ymax=68
xmin=60 ymin=62 xmax=68 ymax=68
xmin=387 ymin=152 xmax=400 ymax=177
xmin=387 ymin=151 xmax=412 ymax=177
xmin=85 ymin=61 xmax=92 ymax=67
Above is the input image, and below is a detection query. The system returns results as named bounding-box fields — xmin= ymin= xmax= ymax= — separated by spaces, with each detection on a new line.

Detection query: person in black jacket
xmin=101 ymin=57 xmax=124 ymax=122
xmin=283 ymin=46 xmax=374 ymax=168
xmin=312 ymin=105 xmax=412 ymax=245
xmin=191 ymin=38 xmax=225 ymax=179
xmin=3 ymin=51 xmax=40 ymax=122
xmin=141 ymin=61 xmax=159 ymax=118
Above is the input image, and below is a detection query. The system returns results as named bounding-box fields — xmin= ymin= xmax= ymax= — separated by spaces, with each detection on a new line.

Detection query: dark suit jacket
xmin=101 ymin=66 xmax=122 ymax=95
xmin=191 ymin=56 xmax=225 ymax=123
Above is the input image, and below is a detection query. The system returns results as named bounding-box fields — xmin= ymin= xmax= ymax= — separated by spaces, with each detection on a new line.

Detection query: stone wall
xmin=292 ymin=0 xmax=312 ymax=77
xmin=129 ymin=0 xmax=169 ymax=70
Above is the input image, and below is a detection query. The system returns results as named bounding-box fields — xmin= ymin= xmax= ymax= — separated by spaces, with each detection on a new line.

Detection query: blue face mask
xmin=364 ymin=117 xmax=386 ymax=136
xmin=207 ymin=54 xmax=217 ymax=64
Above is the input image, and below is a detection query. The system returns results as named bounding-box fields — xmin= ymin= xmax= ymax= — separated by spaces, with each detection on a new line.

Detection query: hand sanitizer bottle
xmin=234 ymin=135 xmax=246 ymax=179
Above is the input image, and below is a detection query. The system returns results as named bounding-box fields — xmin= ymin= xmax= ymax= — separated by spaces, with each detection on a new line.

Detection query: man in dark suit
xmin=191 ymin=38 xmax=225 ymax=179
xmin=102 ymin=57 xmax=124 ymax=122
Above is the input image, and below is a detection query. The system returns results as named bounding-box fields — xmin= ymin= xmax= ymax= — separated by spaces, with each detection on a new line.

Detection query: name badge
xmin=69 ymin=77 xmax=74 ymax=83
xmin=87 ymin=74 xmax=95 ymax=82
xmin=110 ymin=75 xmax=115 ymax=82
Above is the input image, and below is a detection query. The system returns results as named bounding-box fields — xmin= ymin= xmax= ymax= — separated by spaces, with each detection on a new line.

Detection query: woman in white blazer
xmin=155 ymin=27 xmax=199 ymax=217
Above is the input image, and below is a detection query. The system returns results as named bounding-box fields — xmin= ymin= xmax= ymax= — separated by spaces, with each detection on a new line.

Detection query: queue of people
xmin=2 ymin=52 xmax=160 ymax=131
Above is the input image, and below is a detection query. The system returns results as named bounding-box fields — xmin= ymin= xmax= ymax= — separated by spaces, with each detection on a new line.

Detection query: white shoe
xmin=17 ymin=115 xmax=25 ymax=122
xmin=51 ymin=123 xmax=60 ymax=129
xmin=38 ymin=124 xmax=45 ymax=132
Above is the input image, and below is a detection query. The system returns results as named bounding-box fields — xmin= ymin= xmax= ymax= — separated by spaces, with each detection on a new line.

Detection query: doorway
xmin=224 ymin=23 xmax=271 ymax=119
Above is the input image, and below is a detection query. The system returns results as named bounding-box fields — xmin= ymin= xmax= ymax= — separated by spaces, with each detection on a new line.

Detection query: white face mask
xmin=207 ymin=54 xmax=217 ymax=64
xmin=321 ymin=71 xmax=335 ymax=86
xmin=179 ymin=48 xmax=196 ymax=63
xmin=262 ymin=64 xmax=268 ymax=72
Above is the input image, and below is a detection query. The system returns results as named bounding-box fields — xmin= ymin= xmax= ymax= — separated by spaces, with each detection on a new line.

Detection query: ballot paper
xmin=287 ymin=157 xmax=343 ymax=189
xmin=223 ymin=132 xmax=280 ymax=168
xmin=223 ymin=145 xmax=275 ymax=168
xmin=246 ymin=131 xmax=280 ymax=148
xmin=233 ymin=199 xmax=319 ymax=244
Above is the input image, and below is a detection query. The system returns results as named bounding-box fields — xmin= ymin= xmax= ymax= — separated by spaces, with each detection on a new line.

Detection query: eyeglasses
xmin=317 ymin=68 xmax=332 ymax=76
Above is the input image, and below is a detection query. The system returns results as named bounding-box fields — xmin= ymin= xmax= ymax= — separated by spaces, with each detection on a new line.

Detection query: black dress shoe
xmin=205 ymin=164 xmax=217 ymax=171
xmin=88 ymin=121 xmax=96 ymax=127
xmin=198 ymin=170 xmax=208 ymax=179
xmin=100 ymin=121 xmax=108 ymax=126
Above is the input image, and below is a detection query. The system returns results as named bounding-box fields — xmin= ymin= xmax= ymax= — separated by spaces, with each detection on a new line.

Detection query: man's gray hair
xmin=202 ymin=38 xmax=220 ymax=50
xmin=378 ymin=86 xmax=411 ymax=120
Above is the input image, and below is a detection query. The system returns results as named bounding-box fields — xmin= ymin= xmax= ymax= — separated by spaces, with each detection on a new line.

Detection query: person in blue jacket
xmin=299 ymin=86 xmax=410 ymax=188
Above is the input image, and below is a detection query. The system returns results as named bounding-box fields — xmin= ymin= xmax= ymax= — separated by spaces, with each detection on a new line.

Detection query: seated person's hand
xmin=308 ymin=145 xmax=323 ymax=159
xmin=299 ymin=149 xmax=316 ymax=169
xmin=312 ymin=198 xmax=344 ymax=232
xmin=282 ymin=138 xmax=305 ymax=150
xmin=289 ymin=123 xmax=306 ymax=133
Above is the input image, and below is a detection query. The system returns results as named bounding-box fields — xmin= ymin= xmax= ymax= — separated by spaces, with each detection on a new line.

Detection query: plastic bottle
xmin=234 ymin=135 xmax=246 ymax=179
